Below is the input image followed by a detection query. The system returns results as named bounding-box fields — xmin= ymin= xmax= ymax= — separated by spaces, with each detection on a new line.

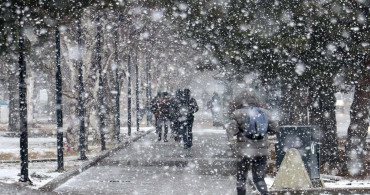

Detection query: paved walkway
xmin=54 ymin=127 xmax=246 ymax=194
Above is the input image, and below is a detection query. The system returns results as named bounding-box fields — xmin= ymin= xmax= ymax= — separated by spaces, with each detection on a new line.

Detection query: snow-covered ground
xmin=0 ymin=127 xmax=152 ymax=189
xmin=0 ymin=136 xmax=56 ymax=158
xmin=0 ymin=159 xmax=76 ymax=189
xmin=324 ymin=178 xmax=370 ymax=188
xmin=0 ymin=124 xmax=369 ymax=191
xmin=266 ymin=176 xmax=370 ymax=189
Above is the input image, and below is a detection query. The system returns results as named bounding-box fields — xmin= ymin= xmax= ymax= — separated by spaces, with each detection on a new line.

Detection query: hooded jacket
xmin=226 ymin=90 xmax=278 ymax=157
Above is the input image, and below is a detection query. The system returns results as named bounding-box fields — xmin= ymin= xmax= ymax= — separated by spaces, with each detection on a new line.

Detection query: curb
xmin=39 ymin=130 xmax=152 ymax=192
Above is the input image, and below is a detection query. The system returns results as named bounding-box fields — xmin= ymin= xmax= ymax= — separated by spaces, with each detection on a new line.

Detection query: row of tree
xmin=0 ymin=0 xmax=206 ymax=183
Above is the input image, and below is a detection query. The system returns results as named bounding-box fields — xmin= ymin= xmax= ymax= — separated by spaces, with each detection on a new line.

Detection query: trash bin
xmin=275 ymin=126 xmax=321 ymax=187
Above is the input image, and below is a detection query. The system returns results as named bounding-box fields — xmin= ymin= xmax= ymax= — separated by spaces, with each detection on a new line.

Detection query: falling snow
xmin=0 ymin=0 xmax=369 ymax=194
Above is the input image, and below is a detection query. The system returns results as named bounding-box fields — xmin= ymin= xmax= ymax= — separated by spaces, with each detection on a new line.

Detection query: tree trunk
xmin=114 ymin=25 xmax=120 ymax=143
xmin=18 ymin=10 xmax=30 ymax=182
xmin=96 ymin=15 xmax=106 ymax=151
xmin=279 ymin=80 xmax=309 ymax=126
xmin=146 ymin=56 xmax=152 ymax=126
xmin=309 ymin=79 xmax=339 ymax=167
xmin=279 ymin=82 xmax=292 ymax=126
xmin=55 ymin=26 xmax=64 ymax=171
xmin=343 ymin=62 xmax=370 ymax=176
xmin=321 ymin=83 xmax=338 ymax=165
xmin=127 ymin=55 xmax=132 ymax=136
xmin=135 ymin=53 xmax=140 ymax=132
xmin=77 ymin=16 xmax=87 ymax=160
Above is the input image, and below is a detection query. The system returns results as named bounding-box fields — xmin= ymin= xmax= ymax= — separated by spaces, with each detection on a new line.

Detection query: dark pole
xmin=18 ymin=2 xmax=31 ymax=183
xmin=146 ymin=56 xmax=152 ymax=126
xmin=114 ymin=23 xmax=121 ymax=143
xmin=135 ymin=53 xmax=140 ymax=132
xmin=77 ymin=12 xmax=87 ymax=160
xmin=148 ymin=58 xmax=152 ymax=124
xmin=96 ymin=15 xmax=106 ymax=151
xmin=127 ymin=55 xmax=132 ymax=136
xmin=55 ymin=25 xmax=64 ymax=171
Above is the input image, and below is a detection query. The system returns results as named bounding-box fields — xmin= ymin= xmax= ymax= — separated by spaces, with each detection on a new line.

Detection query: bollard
xmin=275 ymin=125 xmax=322 ymax=187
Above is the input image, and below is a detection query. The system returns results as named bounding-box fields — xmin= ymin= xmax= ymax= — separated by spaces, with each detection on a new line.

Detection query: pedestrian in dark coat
xmin=151 ymin=92 xmax=171 ymax=142
xmin=150 ymin=92 xmax=161 ymax=114
xmin=169 ymin=89 xmax=183 ymax=142
xmin=226 ymin=90 xmax=278 ymax=195
xmin=178 ymin=89 xmax=199 ymax=149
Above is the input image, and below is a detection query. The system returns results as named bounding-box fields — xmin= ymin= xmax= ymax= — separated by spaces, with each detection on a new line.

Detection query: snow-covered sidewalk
xmin=53 ymin=126 xmax=370 ymax=194
xmin=1 ymin=125 xmax=369 ymax=193
xmin=0 ymin=127 xmax=153 ymax=189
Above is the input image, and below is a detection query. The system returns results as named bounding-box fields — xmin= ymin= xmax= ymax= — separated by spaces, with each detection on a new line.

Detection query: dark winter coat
xmin=226 ymin=90 xmax=278 ymax=158
xmin=150 ymin=96 xmax=159 ymax=114
xmin=177 ymin=97 xmax=198 ymax=121
xmin=151 ymin=94 xmax=171 ymax=119
xmin=169 ymin=90 xmax=182 ymax=121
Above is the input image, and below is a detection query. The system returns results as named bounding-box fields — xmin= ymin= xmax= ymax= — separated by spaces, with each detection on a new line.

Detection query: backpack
xmin=242 ymin=107 xmax=269 ymax=140
xmin=156 ymin=97 xmax=171 ymax=118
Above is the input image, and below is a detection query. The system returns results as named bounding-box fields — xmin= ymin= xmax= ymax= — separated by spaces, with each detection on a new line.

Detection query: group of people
xmin=150 ymin=88 xmax=199 ymax=149
xmin=151 ymin=88 xmax=276 ymax=195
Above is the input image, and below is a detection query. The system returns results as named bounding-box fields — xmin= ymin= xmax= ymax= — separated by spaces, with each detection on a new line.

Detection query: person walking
xmin=150 ymin=92 xmax=171 ymax=142
xmin=169 ymin=89 xmax=183 ymax=142
xmin=178 ymin=89 xmax=198 ymax=149
xmin=226 ymin=90 xmax=278 ymax=195
xmin=207 ymin=92 xmax=221 ymax=126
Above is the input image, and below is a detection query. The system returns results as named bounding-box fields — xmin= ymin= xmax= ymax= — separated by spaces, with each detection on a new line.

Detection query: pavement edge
xmin=39 ymin=130 xmax=153 ymax=192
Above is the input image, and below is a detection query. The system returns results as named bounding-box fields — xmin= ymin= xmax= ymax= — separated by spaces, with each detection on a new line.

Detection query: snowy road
xmin=54 ymin=127 xmax=244 ymax=195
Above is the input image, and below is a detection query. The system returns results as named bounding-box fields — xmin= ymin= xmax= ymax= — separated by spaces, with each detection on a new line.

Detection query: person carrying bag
xmin=226 ymin=90 xmax=278 ymax=195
